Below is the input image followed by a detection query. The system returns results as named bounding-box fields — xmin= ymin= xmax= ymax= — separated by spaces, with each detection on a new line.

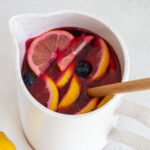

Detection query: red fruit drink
xmin=22 ymin=27 xmax=121 ymax=115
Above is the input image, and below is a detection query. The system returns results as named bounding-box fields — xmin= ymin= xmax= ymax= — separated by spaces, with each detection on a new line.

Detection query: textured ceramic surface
xmin=9 ymin=11 xmax=129 ymax=150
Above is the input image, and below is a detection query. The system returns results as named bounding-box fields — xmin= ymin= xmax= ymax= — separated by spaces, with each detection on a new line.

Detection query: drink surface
xmin=22 ymin=27 xmax=121 ymax=115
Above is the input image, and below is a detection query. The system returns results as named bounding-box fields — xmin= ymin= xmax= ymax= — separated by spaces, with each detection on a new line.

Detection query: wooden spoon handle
xmin=87 ymin=78 xmax=150 ymax=97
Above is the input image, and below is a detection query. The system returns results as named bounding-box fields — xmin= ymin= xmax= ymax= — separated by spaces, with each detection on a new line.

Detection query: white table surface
xmin=0 ymin=0 xmax=150 ymax=149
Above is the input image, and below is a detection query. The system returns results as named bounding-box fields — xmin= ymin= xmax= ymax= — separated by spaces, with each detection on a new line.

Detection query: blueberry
xmin=23 ymin=72 xmax=35 ymax=86
xmin=75 ymin=61 xmax=92 ymax=77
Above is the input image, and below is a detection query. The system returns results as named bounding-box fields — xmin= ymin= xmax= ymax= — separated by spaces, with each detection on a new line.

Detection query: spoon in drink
xmin=87 ymin=78 xmax=150 ymax=97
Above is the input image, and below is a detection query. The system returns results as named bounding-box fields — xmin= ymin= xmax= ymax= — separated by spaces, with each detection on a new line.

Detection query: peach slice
xmin=91 ymin=38 xmax=110 ymax=80
xmin=42 ymin=74 xmax=59 ymax=111
xmin=56 ymin=63 xmax=75 ymax=88
xmin=57 ymin=75 xmax=81 ymax=110
xmin=97 ymin=95 xmax=114 ymax=108
xmin=57 ymin=36 xmax=94 ymax=71
xmin=75 ymin=98 xmax=98 ymax=114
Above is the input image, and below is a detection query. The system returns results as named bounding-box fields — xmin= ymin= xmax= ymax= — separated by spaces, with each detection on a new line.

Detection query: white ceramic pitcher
xmin=9 ymin=10 xmax=129 ymax=150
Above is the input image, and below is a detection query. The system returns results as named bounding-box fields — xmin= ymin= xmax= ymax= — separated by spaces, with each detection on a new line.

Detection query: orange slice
xmin=97 ymin=95 xmax=114 ymax=108
xmin=27 ymin=30 xmax=74 ymax=76
xmin=42 ymin=74 xmax=59 ymax=111
xmin=57 ymin=75 xmax=81 ymax=110
xmin=91 ymin=38 xmax=110 ymax=80
xmin=56 ymin=63 xmax=75 ymax=88
xmin=75 ymin=98 xmax=98 ymax=114
xmin=85 ymin=38 xmax=110 ymax=82
xmin=57 ymin=36 xmax=94 ymax=71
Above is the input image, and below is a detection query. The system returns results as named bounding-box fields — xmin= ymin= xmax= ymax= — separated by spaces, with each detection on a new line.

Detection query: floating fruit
xmin=85 ymin=38 xmax=110 ymax=81
xmin=27 ymin=30 xmax=74 ymax=76
xmin=0 ymin=132 xmax=16 ymax=150
xmin=97 ymin=95 xmax=114 ymax=108
xmin=75 ymin=61 xmax=92 ymax=77
xmin=57 ymin=75 xmax=81 ymax=110
xmin=57 ymin=36 xmax=94 ymax=71
xmin=56 ymin=63 xmax=75 ymax=88
xmin=23 ymin=72 xmax=35 ymax=86
xmin=42 ymin=74 xmax=59 ymax=111
xmin=22 ymin=27 xmax=121 ymax=115
xmin=91 ymin=38 xmax=110 ymax=80
xmin=75 ymin=98 xmax=98 ymax=114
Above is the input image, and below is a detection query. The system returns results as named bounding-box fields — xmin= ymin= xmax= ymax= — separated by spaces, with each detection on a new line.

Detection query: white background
xmin=0 ymin=0 xmax=150 ymax=149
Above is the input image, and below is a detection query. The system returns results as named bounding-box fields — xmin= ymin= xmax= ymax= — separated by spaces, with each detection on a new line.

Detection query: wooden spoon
xmin=87 ymin=78 xmax=150 ymax=97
